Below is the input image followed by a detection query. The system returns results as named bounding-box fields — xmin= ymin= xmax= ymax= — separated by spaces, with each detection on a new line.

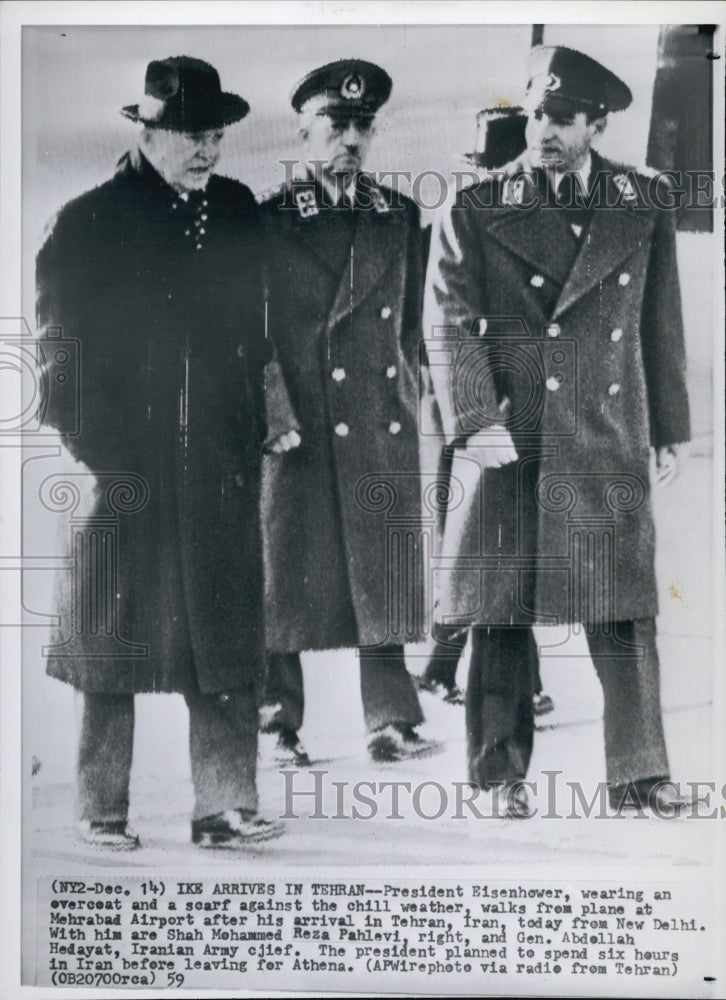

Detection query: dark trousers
xmin=263 ymin=645 xmax=424 ymax=734
xmin=466 ymin=619 xmax=670 ymax=788
xmin=423 ymin=622 xmax=543 ymax=693
xmin=76 ymin=686 xmax=259 ymax=824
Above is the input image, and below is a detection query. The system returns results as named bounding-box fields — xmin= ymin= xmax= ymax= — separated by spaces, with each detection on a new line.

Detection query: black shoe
xmin=532 ymin=691 xmax=555 ymax=716
xmin=76 ymin=820 xmax=140 ymax=851
xmin=368 ymin=724 xmax=443 ymax=763
xmin=192 ymin=809 xmax=284 ymax=848
xmin=608 ymin=778 xmax=692 ymax=815
xmin=415 ymin=675 xmax=465 ymax=706
xmin=273 ymin=727 xmax=311 ymax=767
xmin=494 ymin=781 xmax=534 ymax=820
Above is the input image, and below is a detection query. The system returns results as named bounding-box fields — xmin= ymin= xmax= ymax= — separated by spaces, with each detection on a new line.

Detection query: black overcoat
xmin=37 ymin=150 xmax=271 ymax=694
xmin=425 ymin=154 xmax=690 ymax=627
xmin=260 ymin=176 xmax=429 ymax=651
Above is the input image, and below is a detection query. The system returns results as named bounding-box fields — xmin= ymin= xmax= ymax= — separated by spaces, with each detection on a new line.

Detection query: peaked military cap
xmin=291 ymin=59 xmax=392 ymax=115
xmin=526 ymin=45 xmax=633 ymax=116
xmin=121 ymin=56 xmax=250 ymax=131
xmin=464 ymin=106 xmax=528 ymax=169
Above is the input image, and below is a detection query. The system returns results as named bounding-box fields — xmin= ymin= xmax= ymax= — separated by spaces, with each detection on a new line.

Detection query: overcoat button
xmin=335 ymin=422 xmax=349 ymax=436
xmin=184 ymin=229 xmax=191 ymax=236
xmin=608 ymin=383 xmax=620 ymax=396
xmin=477 ymin=318 xmax=487 ymax=336
xmin=202 ymin=199 xmax=208 ymax=207
xmin=546 ymin=323 xmax=560 ymax=338
xmin=546 ymin=376 xmax=560 ymax=391
xmin=610 ymin=328 xmax=623 ymax=342
xmin=331 ymin=367 xmax=346 ymax=381
xmin=199 ymin=228 xmax=206 ymax=235
xmin=386 ymin=365 xmax=397 ymax=378
xmin=201 ymin=213 xmax=208 ymax=221
xmin=172 ymin=202 xmax=178 ymax=209
xmin=388 ymin=421 xmax=401 ymax=434
xmin=196 ymin=244 xmax=203 ymax=250
xmin=618 ymin=273 xmax=631 ymax=286
xmin=380 ymin=306 xmax=392 ymax=319
xmin=530 ymin=274 xmax=544 ymax=287
xmin=234 ymin=473 xmax=245 ymax=487
xmin=237 ymin=345 xmax=244 ymax=357
xmin=218 ymin=692 xmax=230 ymax=704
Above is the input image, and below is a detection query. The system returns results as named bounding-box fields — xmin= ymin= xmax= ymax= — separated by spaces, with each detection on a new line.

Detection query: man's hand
xmin=465 ymin=424 xmax=518 ymax=468
xmin=655 ymin=445 xmax=680 ymax=489
xmin=268 ymin=430 xmax=301 ymax=454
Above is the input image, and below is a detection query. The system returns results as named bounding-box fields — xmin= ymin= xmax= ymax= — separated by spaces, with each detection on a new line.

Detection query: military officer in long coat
xmin=260 ymin=59 xmax=440 ymax=764
xmin=425 ymin=46 xmax=691 ymax=816
xmin=38 ymin=57 xmax=287 ymax=849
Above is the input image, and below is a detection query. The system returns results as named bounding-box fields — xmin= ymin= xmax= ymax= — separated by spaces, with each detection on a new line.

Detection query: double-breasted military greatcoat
xmin=261 ymin=176 xmax=429 ymax=651
xmin=37 ymin=150 xmax=271 ymax=694
xmin=425 ymin=152 xmax=690 ymax=627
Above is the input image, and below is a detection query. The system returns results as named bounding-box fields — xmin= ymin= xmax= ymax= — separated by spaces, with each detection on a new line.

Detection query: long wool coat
xmin=425 ymin=153 xmax=690 ymax=627
xmin=261 ymin=176 xmax=428 ymax=651
xmin=37 ymin=150 xmax=271 ymax=694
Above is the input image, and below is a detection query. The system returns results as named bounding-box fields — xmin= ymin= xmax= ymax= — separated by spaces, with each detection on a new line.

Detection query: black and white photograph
xmin=1 ymin=1 xmax=724 ymax=997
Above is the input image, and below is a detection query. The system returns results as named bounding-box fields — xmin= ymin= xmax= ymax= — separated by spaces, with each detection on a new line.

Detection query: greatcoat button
xmin=331 ymin=367 xmax=346 ymax=381
xmin=477 ymin=318 xmax=487 ymax=336
xmin=546 ymin=323 xmax=560 ymax=338
xmin=546 ymin=376 xmax=561 ymax=391
xmin=530 ymin=274 xmax=544 ymax=287
xmin=334 ymin=422 xmax=349 ymax=436
xmin=202 ymin=199 xmax=208 ymax=207
xmin=610 ymin=328 xmax=623 ymax=342
xmin=380 ymin=306 xmax=392 ymax=319
xmin=234 ymin=473 xmax=245 ymax=487
xmin=386 ymin=365 xmax=397 ymax=378
xmin=184 ymin=229 xmax=191 ymax=236
xmin=237 ymin=345 xmax=244 ymax=358
xmin=618 ymin=273 xmax=631 ymax=286
xmin=201 ymin=213 xmax=208 ymax=221
xmin=608 ymin=383 xmax=620 ymax=396
xmin=388 ymin=421 xmax=401 ymax=435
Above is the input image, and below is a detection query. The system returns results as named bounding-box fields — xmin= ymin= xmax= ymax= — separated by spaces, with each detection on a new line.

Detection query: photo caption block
xmin=34 ymin=876 xmax=714 ymax=993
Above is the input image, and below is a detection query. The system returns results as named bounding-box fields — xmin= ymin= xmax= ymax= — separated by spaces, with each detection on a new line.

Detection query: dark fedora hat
xmin=121 ymin=56 xmax=249 ymax=131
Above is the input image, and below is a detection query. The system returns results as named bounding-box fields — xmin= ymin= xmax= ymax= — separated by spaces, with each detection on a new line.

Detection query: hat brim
xmin=120 ymin=91 xmax=250 ymax=130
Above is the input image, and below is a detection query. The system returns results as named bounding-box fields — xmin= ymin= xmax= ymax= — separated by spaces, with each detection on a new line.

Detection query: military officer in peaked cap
xmin=260 ymin=59 xmax=441 ymax=764
xmin=38 ymin=56 xmax=290 ymax=849
xmin=425 ymin=46 xmax=692 ymax=816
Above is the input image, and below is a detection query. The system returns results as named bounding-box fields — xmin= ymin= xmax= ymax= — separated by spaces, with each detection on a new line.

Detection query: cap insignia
xmin=544 ymin=72 xmax=561 ymax=93
xmin=341 ymin=73 xmax=365 ymax=100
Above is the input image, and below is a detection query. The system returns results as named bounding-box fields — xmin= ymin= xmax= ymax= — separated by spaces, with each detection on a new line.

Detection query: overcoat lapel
xmin=486 ymin=206 xmax=576 ymax=287
xmin=552 ymin=196 xmax=655 ymax=319
xmin=288 ymin=209 xmax=349 ymax=274
xmin=325 ymin=196 xmax=404 ymax=334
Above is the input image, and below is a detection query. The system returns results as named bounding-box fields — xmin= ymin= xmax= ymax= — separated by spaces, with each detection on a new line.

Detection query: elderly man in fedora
xmin=38 ymin=56 xmax=294 ymax=849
